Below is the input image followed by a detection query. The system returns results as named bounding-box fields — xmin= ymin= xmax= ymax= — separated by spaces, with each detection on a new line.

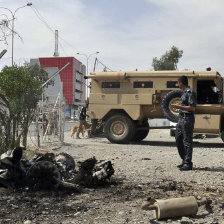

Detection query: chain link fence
xmin=28 ymin=93 xmax=65 ymax=150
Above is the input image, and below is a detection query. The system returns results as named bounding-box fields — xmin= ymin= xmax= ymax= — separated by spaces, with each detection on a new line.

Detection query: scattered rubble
xmin=0 ymin=147 xmax=115 ymax=192
xmin=0 ymin=128 xmax=224 ymax=223
xmin=141 ymin=157 xmax=151 ymax=160
xmin=180 ymin=216 xmax=193 ymax=224
xmin=23 ymin=220 xmax=32 ymax=224
xmin=158 ymin=180 xmax=177 ymax=191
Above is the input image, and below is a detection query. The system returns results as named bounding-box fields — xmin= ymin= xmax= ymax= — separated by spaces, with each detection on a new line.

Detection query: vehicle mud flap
xmin=220 ymin=130 xmax=224 ymax=142
xmin=161 ymin=90 xmax=182 ymax=123
xmin=132 ymin=120 xmax=149 ymax=142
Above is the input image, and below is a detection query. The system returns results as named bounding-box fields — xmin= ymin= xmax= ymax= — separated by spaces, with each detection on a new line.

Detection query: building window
xmin=134 ymin=81 xmax=153 ymax=88
xmin=102 ymin=82 xmax=120 ymax=88
xmin=167 ymin=81 xmax=178 ymax=88
xmin=76 ymin=71 xmax=83 ymax=83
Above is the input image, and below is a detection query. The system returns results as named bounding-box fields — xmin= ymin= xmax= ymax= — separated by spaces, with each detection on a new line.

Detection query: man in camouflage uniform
xmin=172 ymin=76 xmax=196 ymax=171
xmin=76 ymin=104 xmax=91 ymax=139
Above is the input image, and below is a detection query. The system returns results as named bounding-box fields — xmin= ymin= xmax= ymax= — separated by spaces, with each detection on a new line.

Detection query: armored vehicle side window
xmin=167 ymin=81 xmax=178 ymax=88
xmin=102 ymin=82 xmax=120 ymax=88
xmin=134 ymin=81 xmax=153 ymax=88
xmin=197 ymin=80 xmax=222 ymax=104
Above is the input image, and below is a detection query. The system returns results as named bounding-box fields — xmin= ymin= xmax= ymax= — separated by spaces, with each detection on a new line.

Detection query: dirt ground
xmin=1 ymin=129 xmax=224 ymax=224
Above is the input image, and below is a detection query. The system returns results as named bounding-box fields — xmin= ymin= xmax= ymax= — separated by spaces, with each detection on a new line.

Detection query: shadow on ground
xmin=194 ymin=166 xmax=224 ymax=173
xmin=132 ymin=141 xmax=224 ymax=148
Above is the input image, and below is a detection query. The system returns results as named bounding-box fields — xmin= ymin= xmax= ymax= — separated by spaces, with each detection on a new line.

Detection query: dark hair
xmin=178 ymin=75 xmax=188 ymax=86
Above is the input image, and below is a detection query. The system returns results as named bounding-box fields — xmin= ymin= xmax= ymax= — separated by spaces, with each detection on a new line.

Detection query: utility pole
xmin=76 ymin=51 xmax=99 ymax=99
xmin=0 ymin=3 xmax=32 ymax=66
xmin=53 ymin=30 xmax=59 ymax=57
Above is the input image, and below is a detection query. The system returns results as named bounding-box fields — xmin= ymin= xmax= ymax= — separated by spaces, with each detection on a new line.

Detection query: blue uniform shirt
xmin=180 ymin=87 xmax=196 ymax=114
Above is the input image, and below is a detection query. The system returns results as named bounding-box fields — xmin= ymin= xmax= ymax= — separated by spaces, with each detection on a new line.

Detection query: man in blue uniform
xmin=172 ymin=76 xmax=196 ymax=171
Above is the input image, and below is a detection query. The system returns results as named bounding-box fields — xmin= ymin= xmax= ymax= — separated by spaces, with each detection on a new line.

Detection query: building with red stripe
xmin=31 ymin=57 xmax=86 ymax=117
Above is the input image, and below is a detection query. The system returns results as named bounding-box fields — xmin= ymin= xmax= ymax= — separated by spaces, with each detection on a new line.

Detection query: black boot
xmin=177 ymin=161 xmax=184 ymax=168
xmin=179 ymin=164 xmax=193 ymax=171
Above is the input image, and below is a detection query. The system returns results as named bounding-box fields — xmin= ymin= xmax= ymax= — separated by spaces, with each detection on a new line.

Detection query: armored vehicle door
xmin=194 ymin=76 xmax=223 ymax=134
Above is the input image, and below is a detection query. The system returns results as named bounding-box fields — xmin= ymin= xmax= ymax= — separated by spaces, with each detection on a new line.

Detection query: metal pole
xmin=42 ymin=89 xmax=44 ymax=138
xmin=76 ymin=52 xmax=99 ymax=100
xmin=0 ymin=49 xmax=7 ymax=59
xmin=42 ymin=62 xmax=70 ymax=87
xmin=59 ymin=93 xmax=61 ymax=142
xmin=43 ymin=93 xmax=60 ymax=141
xmin=58 ymin=93 xmax=63 ymax=143
xmin=36 ymin=109 xmax=40 ymax=147
xmin=11 ymin=15 xmax=14 ymax=66
xmin=93 ymin=57 xmax=97 ymax=72
xmin=12 ymin=4 xmax=32 ymax=66
xmin=86 ymin=57 xmax=89 ymax=99
xmin=0 ymin=4 xmax=32 ymax=66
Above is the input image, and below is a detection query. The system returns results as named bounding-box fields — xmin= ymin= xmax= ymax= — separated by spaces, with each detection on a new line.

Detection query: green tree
xmin=25 ymin=63 xmax=53 ymax=87
xmin=0 ymin=90 xmax=11 ymax=153
xmin=152 ymin=46 xmax=183 ymax=71
xmin=0 ymin=64 xmax=48 ymax=152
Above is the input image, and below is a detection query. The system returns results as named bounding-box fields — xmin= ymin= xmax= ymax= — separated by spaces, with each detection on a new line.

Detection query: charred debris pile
xmin=0 ymin=147 xmax=115 ymax=193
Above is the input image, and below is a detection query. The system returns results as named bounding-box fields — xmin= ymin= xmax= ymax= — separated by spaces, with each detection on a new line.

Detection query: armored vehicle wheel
xmin=220 ymin=130 xmax=224 ymax=142
xmin=104 ymin=114 xmax=135 ymax=144
xmin=162 ymin=90 xmax=182 ymax=123
xmin=132 ymin=120 xmax=150 ymax=142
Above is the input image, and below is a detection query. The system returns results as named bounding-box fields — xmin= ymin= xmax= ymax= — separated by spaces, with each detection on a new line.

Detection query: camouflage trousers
xmin=175 ymin=116 xmax=195 ymax=166
xmin=76 ymin=120 xmax=91 ymax=138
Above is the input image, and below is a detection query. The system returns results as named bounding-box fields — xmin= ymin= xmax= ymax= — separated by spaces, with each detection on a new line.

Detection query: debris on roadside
xmin=205 ymin=186 xmax=216 ymax=192
xmin=158 ymin=180 xmax=177 ymax=191
xmin=180 ymin=216 xmax=193 ymax=224
xmin=141 ymin=196 xmax=212 ymax=220
xmin=73 ymin=157 xmax=114 ymax=186
xmin=0 ymin=147 xmax=115 ymax=192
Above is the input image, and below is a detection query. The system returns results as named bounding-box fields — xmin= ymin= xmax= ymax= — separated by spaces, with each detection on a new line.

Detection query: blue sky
xmin=1 ymin=0 xmax=224 ymax=74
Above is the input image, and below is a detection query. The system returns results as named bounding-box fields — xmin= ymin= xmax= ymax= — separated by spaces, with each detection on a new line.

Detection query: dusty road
xmin=1 ymin=129 xmax=224 ymax=224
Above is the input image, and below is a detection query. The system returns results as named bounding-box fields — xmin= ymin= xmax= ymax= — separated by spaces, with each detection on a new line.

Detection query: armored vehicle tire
xmin=104 ymin=114 xmax=136 ymax=144
xmin=162 ymin=90 xmax=182 ymax=123
xmin=132 ymin=120 xmax=150 ymax=142
xmin=221 ymin=130 xmax=224 ymax=142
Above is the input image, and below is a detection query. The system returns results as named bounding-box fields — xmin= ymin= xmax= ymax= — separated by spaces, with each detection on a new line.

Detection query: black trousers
xmin=175 ymin=115 xmax=195 ymax=166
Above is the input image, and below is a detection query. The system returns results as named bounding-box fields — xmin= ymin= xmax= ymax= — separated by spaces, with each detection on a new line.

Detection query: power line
xmin=28 ymin=3 xmax=112 ymax=75
xmin=30 ymin=5 xmax=68 ymax=56
xmin=96 ymin=58 xmax=114 ymax=71
xmin=0 ymin=25 xmax=8 ymax=44
xmin=30 ymin=4 xmax=80 ymax=56
xmin=28 ymin=4 xmax=116 ymax=77
xmin=31 ymin=5 xmax=53 ymax=32
xmin=31 ymin=5 xmax=80 ymax=52
xmin=0 ymin=14 xmax=23 ymax=44
xmin=57 ymin=35 xmax=80 ymax=53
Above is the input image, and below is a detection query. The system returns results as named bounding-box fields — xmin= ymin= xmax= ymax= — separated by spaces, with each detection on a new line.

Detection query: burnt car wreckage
xmin=0 ymin=147 xmax=115 ymax=192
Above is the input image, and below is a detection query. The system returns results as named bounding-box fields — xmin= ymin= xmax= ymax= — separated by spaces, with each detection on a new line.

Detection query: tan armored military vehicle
xmin=86 ymin=70 xmax=223 ymax=144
